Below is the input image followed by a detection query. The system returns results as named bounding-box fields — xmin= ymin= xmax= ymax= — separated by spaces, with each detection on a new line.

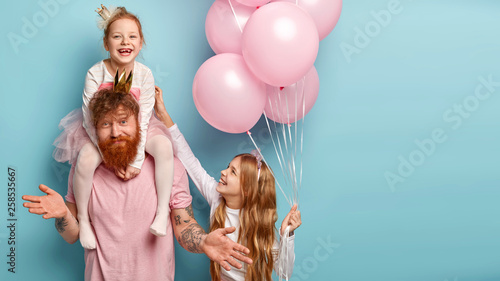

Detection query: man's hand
xmin=115 ymin=165 xmax=140 ymax=181
xmin=201 ymin=226 xmax=253 ymax=271
xmin=22 ymin=184 xmax=67 ymax=219
xmin=171 ymin=205 xmax=253 ymax=271
xmin=23 ymin=185 xmax=80 ymax=244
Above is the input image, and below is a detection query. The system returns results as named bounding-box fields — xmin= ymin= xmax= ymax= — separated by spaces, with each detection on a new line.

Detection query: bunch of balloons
xmin=193 ymin=0 xmax=342 ymax=133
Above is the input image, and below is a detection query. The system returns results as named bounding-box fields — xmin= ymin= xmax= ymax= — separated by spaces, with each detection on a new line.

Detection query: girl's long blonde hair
xmin=210 ymin=154 xmax=277 ymax=281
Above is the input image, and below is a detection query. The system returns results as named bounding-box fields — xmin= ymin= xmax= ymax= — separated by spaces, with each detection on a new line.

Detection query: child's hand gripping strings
xmin=280 ymin=204 xmax=302 ymax=236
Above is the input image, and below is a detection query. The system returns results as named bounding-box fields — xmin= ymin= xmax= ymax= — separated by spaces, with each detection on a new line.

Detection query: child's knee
xmin=148 ymin=136 xmax=173 ymax=158
xmin=76 ymin=145 xmax=101 ymax=171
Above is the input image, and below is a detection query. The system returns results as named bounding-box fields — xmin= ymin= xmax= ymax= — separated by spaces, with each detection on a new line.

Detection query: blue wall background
xmin=1 ymin=0 xmax=500 ymax=280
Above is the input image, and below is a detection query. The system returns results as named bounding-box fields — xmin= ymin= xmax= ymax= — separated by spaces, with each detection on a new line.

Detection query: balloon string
xmin=284 ymin=83 xmax=296 ymax=206
xmin=296 ymin=76 xmax=305 ymax=204
xmin=279 ymin=91 xmax=295 ymax=195
xmin=284 ymin=88 xmax=296 ymax=204
xmin=276 ymin=89 xmax=294 ymax=188
xmin=293 ymin=81 xmax=299 ymax=204
xmin=247 ymin=131 xmax=292 ymax=207
xmin=293 ymin=82 xmax=296 ymax=203
xmin=284 ymin=90 xmax=292 ymax=145
xmin=282 ymin=126 xmax=293 ymax=192
xmin=268 ymin=92 xmax=286 ymax=186
xmin=228 ymin=0 xmax=243 ymax=33
xmin=299 ymin=76 xmax=306 ymax=205
xmin=277 ymin=89 xmax=289 ymax=153
xmin=268 ymin=88 xmax=296 ymax=207
xmin=264 ymin=110 xmax=289 ymax=190
xmin=295 ymin=81 xmax=298 ymax=158
xmin=291 ymin=153 xmax=298 ymax=205
xmin=269 ymin=93 xmax=291 ymax=189
xmin=275 ymin=85 xmax=297 ymax=206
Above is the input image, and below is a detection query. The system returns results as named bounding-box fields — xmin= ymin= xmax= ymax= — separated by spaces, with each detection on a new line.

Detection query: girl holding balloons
xmin=154 ymin=87 xmax=302 ymax=281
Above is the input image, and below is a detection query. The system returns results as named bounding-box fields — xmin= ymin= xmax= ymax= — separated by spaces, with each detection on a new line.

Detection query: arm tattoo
xmin=178 ymin=223 xmax=206 ymax=253
xmin=55 ymin=217 xmax=68 ymax=234
xmin=185 ymin=205 xmax=194 ymax=219
xmin=175 ymin=215 xmax=181 ymax=226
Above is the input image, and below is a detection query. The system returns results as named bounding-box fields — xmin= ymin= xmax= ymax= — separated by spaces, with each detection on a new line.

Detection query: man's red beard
xmin=98 ymin=124 xmax=141 ymax=170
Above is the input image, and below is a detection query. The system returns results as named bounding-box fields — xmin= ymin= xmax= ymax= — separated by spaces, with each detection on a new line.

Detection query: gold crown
xmin=114 ymin=69 xmax=133 ymax=94
xmin=95 ymin=4 xmax=111 ymax=21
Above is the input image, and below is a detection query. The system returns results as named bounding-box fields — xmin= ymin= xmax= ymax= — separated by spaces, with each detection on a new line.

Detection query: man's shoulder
xmin=172 ymin=156 xmax=187 ymax=185
xmin=173 ymin=157 xmax=185 ymax=173
xmin=170 ymin=156 xmax=192 ymax=208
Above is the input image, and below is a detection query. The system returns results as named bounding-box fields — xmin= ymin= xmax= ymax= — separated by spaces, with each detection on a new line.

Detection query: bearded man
xmin=23 ymin=88 xmax=251 ymax=281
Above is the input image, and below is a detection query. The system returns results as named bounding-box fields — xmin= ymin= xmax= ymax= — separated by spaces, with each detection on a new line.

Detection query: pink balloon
xmin=205 ymin=0 xmax=257 ymax=54
xmin=234 ymin=0 xmax=270 ymax=7
xmin=272 ymin=0 xmax=342 ymax=40
xmin=242 ymin=2 xmax=319 ymax=87
xmin=264 ymin=66 xmax=319 ymax=124
xmin=193 ymin=53 xmax=266 ymax=134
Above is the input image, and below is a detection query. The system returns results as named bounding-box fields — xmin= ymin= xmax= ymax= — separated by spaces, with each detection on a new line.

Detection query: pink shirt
xmin=66 ymin=156 xmax=192 ymax=281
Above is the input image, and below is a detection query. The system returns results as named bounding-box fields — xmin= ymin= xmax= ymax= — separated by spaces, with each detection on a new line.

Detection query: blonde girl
xmin=154 ymin=87 xmax=302 ymax=281
xmin=53 ymin=6 xmax=174 ymax=249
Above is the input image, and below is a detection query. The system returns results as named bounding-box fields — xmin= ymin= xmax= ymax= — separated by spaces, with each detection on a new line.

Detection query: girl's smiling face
xmin=104 ymin=18 xmax=142 ymax=68
xmin=217 ymin=156 xmax=243 ymax=200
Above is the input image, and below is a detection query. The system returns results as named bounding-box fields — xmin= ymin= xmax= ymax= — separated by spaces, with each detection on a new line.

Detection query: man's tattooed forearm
xmin=55 ymin=212 xmax=78 ymax=233
xmin=178 ymin=223 xmax=206 ymax=253
xmin=185 ymin=205 xmax=194 ymax=219
xmin=55 ymin=217 xmax=68 ymax=233
xmin=175 ymin=214 xmax=191 ymax=225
